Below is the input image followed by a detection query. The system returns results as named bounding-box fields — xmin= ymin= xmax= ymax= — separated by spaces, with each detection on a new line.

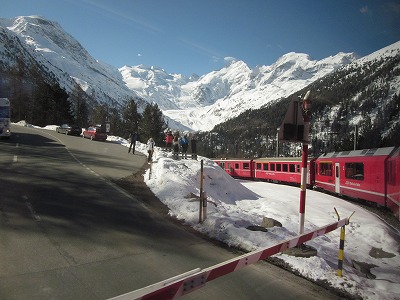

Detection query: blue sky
xmin=2 ymin=0 xmax=400 ymax=76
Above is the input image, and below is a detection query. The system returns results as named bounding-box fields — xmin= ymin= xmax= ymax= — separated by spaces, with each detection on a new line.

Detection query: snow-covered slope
xmin=121 ymin=53 xmax=358 ymax=131
xmin=0 ymin=16 xmax=136 ymax=104
xmin=173 ymin=53 xmax=357 ymax=131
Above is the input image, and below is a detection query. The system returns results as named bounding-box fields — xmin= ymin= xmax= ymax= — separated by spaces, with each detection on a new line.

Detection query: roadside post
xmin=199 ymin=160 xmax=204 ymax=223
xmin=202 ymin=192 xmax=207 ymax=222
xmin=148 ymin=160 xmax=152 ymax=180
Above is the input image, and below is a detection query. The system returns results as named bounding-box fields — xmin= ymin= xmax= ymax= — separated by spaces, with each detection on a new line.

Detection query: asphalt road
xmin=0 ymin=125 xmax=343 ymax=300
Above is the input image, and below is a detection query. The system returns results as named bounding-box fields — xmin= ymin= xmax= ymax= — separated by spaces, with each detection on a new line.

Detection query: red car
xmin=82 ymin=126 xmax=107 ymax=141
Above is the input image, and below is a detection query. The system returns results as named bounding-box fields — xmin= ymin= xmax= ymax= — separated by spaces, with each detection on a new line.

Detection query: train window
xmin=289 ymin=164 xmax=295 ymax=172
xmin=283 ymin=164 xmax=288 ymax=172
xmin=270 ymin=163 xmax=275 ymax=171
xmin=276 ymin=164 xmax=281 ymax=171
xmin=256 ymin=163 xmax=262 ymax=170
xmin=243 ymin=163 xmax=250 ymax=169
xmin=319 ymin=162 xmax=333 ymax=176
xmin=235 ymin=163 xmax=239 ymax=169
xmin=220 ymin=162 xmax=225 ymax=169
xmin=263 ymin=163 xmax=268 ymax=171
xmin=345 ymin=162 xmax=364 ymax=180
xmin=296 ymin=164 xmax=300 ymax=173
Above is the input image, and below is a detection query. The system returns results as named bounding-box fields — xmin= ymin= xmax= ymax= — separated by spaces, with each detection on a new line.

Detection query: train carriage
xmin=213 ymin=158 xmax=253 ymax=179
xmin=253 ymin=157 xmax=316 ymax=185
xmin=315 ymin=147 xmax=396 ymax=207
xmin=387 ymin=147 xmax=400 ymax=219
xmin=213 ymin=157 xmax=316 ymax=185
xmin=214 ymin=146 xmax=400 ymax=220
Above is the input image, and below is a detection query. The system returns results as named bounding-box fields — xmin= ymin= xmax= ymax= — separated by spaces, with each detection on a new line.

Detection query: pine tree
xmin=70 ymin=84 xmax=89 ymax=127
xmin=122 ymin=98 xmax=141 ymax=139
xmin=140 ymin=103 xmax=167 ymax=145
xmin=91 ymin=103 xmax=108 ymax=127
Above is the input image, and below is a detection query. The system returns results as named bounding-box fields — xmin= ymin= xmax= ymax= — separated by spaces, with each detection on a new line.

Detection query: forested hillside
xmin=197 ymin=53 xmax=400 ymax=158
xmin=0 ymin=59 xmax=166 ymax=143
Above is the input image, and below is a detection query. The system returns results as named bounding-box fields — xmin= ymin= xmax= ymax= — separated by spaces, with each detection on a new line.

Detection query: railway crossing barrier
xmin=108 ymin=217 xmax=349 ymax=300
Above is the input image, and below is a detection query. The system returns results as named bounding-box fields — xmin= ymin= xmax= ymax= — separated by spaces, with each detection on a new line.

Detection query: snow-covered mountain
xmin=0 ymin=16 xmax=136 ymax=105
xmin=2 ymin=15 xmax=397 ymax=132
xmin=120 ymin=53 xmax=360 ymax=130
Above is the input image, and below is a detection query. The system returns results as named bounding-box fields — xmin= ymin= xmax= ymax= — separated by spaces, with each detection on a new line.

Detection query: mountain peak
xmin=1 ymin=15 xmax=395 ymax=132
xmin=8 ymin=15 xmax=61 ymax=34
xmin=1 ymin=15 xmax=136 ymax=106
xmin=277 ymin=52 xmax=312 ymax=63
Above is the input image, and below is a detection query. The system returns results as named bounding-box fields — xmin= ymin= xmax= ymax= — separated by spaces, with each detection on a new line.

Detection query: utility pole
xmin=354 ymin=125 xmax=358 ymax=150
xmin=276 ymin=128 xmax=280 ymax=157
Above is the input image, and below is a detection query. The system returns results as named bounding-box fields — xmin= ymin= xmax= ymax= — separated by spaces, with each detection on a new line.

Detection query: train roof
xmin=253 ymin=157 xmax=308 ymax=162
xmin=213 ymin=157 xmax=314 ymax=162
xmin=213 ymin=158 xmax=251 ymax=161
xmin=317 ymin=147 xmax=396 ymax=159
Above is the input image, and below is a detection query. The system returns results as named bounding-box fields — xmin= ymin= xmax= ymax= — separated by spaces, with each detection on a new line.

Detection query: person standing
xmin=191 ymin=132 xmax=197 ymax=159
xmin=129 ymin=131 xmax=138 ymax=154
xmin=180 ymin=134 xmax=189 ymax=159
xmin=173 ymin=135 xmax=179 ymax=159
xmin=147 ymin=137 xmax=155 ymax=163
xmin=165 ymin=130 xmax=173 ymax=150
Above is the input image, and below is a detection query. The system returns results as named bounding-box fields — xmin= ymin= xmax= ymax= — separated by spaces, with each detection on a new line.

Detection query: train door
xmin=335 ymin=163 xmax=340 ymax=194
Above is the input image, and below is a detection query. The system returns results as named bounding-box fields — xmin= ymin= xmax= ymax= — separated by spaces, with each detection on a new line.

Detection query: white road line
xmin=37 ymin=129 xmax=149 ymax=209
xmin=13 ymin=143 xmax=19 ymax=162
xmin=25 ymin=201 xmax=41 ymax=221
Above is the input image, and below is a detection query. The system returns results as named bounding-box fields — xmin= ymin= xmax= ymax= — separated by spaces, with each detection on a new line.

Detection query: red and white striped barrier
xmin=109 ymin=218 xmax=348 ymax=300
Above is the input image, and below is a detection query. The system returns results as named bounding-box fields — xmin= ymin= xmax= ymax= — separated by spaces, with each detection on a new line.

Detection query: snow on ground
xmin=140 ymin=146 xmax=400 ymax=300
xmin=18 ymin=122 xmax=400 ymax=300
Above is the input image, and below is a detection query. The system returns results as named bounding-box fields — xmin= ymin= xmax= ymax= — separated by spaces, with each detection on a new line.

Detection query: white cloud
xmin=224 ymin=56 xmax=237 ymax=64
xmin=360 ymin=6 xmax=369 ymax=14
xmin=212 ymin=55 xmax=220 ymax=63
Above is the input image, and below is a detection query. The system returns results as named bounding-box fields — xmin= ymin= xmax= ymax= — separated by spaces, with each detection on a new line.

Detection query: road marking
xmin=13 ymin=143 xmax=19 ymax=162
xmin=31 ymin=128 xmax=151 ymax=211
xmin=25 ymin=201 xmax=41 ymax=221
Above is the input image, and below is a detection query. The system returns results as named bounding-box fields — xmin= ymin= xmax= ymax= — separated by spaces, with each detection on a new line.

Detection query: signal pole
xmin=299 ymin=91 xmax=311 ymax=234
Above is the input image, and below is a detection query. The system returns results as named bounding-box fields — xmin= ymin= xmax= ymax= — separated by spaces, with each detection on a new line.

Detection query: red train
xmin=213 ymin=146 xmax=400 ymax=220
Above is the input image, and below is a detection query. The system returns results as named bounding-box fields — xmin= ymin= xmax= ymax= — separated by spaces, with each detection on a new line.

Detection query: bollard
xmin=337 ymin=225 xmax=346 ymax=277
xmin=334 ymin=208 xmax=355 ymax=277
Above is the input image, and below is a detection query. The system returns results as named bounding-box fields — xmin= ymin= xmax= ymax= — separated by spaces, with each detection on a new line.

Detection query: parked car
xmin=56 ymin=124 xmax=82 ymax=136
xmin=82 ymin=126 xmax=108 ymax=141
